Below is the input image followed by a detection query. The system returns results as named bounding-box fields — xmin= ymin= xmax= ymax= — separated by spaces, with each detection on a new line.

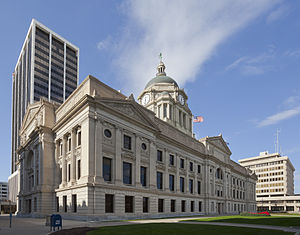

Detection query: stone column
xmin=115 ymin=127 xmax=122 ymax=185
xmin=71 ymin=129 xmax=76 ymax=184
xmin=33 ymin=148 xmax=36 ymax=188
xmin=135 ymin=136 xmax=141 ymax=187
xmin=95 ymin=119 xmax=103 ymax=182
xmin=38 ymin=142 xmax=43 ymax=186
xmin=149 ymin=141 xmax=156 ymax=189
xmin=176 ymin=154 xmax=180 ymax=193
xmin=164 ymin=149 xmax=168 ymax=191
xmin=62 ymin=137 xmax=67 ymax=186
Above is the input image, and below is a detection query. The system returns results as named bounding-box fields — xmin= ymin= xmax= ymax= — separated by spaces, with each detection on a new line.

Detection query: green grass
xmin=189 ymin=215 xmax=300 ymax=227
xmin=87 ymin=223 xmax=293 ymax=235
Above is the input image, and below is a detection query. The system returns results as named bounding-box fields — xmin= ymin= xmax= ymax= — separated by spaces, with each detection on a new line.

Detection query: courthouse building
xmin=16 ymin=62 xmax=257 ymax=219
xmin=239 ymin=151 xmax=300 ymax=213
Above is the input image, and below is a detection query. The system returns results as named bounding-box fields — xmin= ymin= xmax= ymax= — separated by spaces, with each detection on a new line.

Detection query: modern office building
xmin=16 ymin=62 xmax=257 ymax=218
xmin=0 ymin=182 xmax=8 ymax=200
xmin=11 ymin=19 xmax=79 ymax=174
xmin=239 ymin=151 xmax=300 ymax=212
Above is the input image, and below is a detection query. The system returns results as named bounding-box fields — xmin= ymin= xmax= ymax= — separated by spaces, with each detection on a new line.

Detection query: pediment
xmin=206 ymin=136 xmax=232 ymax=155
xmin=20 ymin=102 xmax=42 ymax=133
xmin=99 ymin=99 xmax=160 ymax=132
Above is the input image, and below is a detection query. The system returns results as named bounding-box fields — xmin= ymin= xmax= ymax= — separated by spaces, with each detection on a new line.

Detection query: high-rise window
xmin=180 ymin=159 xmax=184 ymax=168
xmin=141 ymin=166 xmax=147 ymax=187
xmin=143 ymin=197 xmax=149 ymax=213
xmin=125 ymin=196 xmax=134 ymax=213
xmin=171 ymin=199 xmax=176 ymax=212
xmin=103 ymin=157 xmax=112 ymax=182
xmin=169 ymin=154 xmax=174 ymax=166
xmin=158 ymin=199 xmax=164 ymax=212
xmin=189 ymin=179 xmax=193 ymax=193
xmin=77 ymin=159 xmax=81 ymax=179
xmin=181 ymin=200 xmax=186 ymax=212
xmin=72 ymin=194 xmax=77 ymax=213
xmin=157 ymin=150 xmax=163 ymax=162
xmin=157 ymin=172 xmax=163 ymax=189
xmin=123 ymin=162 xmax=132 ymax=184
xmin=180 ymin=177 xmax=184 ymax=192
xmin=169 ymin=174 xmax=175 ymax=191
xmin=105 ymin=194 xmax=114 ymax=213
xmin=197 ymin=181 xmax=201 ymax=194
xmin=123 ymin=135 xmax=132 ymax=150
xmin=191 ymin=201 xmax=194 ymax=212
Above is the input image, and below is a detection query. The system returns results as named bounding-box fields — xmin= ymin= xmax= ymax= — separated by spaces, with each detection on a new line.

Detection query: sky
xmin=0 ymin=0 xmax=299 ymax=193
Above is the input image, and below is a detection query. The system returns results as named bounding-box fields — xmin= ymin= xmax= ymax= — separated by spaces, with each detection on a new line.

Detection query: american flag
xmin=193 ymin=116 xmax=204 ymax=123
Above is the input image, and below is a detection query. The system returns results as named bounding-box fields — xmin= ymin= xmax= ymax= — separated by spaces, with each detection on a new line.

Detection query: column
xmin=115 ymin=127 xmax=122 ymax=185
xmin=71 ymin=129 xmax=76 ymax=184
xmin=62 ymin=137 xmax=67 ymax=186
xmin=149 ymin=141 xmax=156 ymax=189
xmin=135 ymin=136 xmax=141 ymax=187
xmin=176 ymin=154 xmax=180 ymax=193
xmin=95 ymin=120 xmax=103 ymax=182
xmin=33 ymin=148 xmax=36 ymax=188
xmin=164 ymin=149 xmax=168 ymax=191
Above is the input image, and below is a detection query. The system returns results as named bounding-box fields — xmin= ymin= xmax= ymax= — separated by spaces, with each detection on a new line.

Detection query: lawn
xmin=189 ymin=215 xmax=300 ymax=227
xmin=87 ymin=223 xmax=293 ymax=235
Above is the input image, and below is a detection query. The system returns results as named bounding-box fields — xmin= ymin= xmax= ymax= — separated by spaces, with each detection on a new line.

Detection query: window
xmin=141 ymin=143 xmax=147 ymax=150
xmin=104 ymin=129 xmax=112 ymax=138
xmin=123 ymin=162 xmax=132 ymax=184
xmin=157 ymin=150 xmax=163 ymax=162
xmin=189 ymin=179 xmax=193 ymax=193
xmin=169 ymin=104 xmax=172 ymax=120
xmin=199 ymin=201 xmax=202 ymax=212
xmin=56 ymin=197 xmax=59 ymax=212
xmin=158 ymin=199 xmax=164 ymax=212
xmin=77 ymin=160 xmax=81 ymax=179
xmin=189 ymin=162 xmax=193 ymax=171
xmin=143 ymin=197 xmax=149 ymax=213
xmin=180 ymin=158 xmax=184 ymax=168
xmin=59 ymin=142 xmax=63 ymax=156
xmin=77 ymin=130 xmax=81 ymax=146
xmin=169 ymin=174 xmax=175 ymax=191
xmin=179 ymin=110 xmax=182 ymax=126
xmin=181 ymin=200 xmax=186 ymax=212
xmin=141 ymin=166 xmax=147 ymax=187
xmin=72 ymin=194 xmax=77 ymax=213
xmin=103 ymin=157 xmax=112 ymax=182
xmin=197 ymin=165 xmax=201 ymax=173
xmin=125 ymin=196 xmax=134 ymax=213
xmin=197 ymin=181 xmax=201 ymax=194
xmin=157 ymin=172 xmax=163 ymax=189
xmin=171 ymin=199 xmax=176 ymax=212
xmin=123 ymin=135 xmax=132 ymax=150
xmin=68 ymin=164 xmax=71 ymax=181
xmin=68 ymin=136 xmax=71 ymax=152
xmin=158 ymin=105 xmax=161 ymax=118
xmin=183 ymin=113 xmax=186 ymax=128
xmin=191 ymin=201 xmax=194 ymax=212
xmin=169 ymin=154 xmax=174 ymax=166
xmin=63 ymin=195 xmax=67 ymax=212
xmin=180 ymin=177 xmax=185 ymax=192
xmin=34 ymin=197 xmax=37 ymax=212
xmin=105 ymin=194 xmax=114 ymax=213
xmin=163 ymin=103 xmax=167 ymax=118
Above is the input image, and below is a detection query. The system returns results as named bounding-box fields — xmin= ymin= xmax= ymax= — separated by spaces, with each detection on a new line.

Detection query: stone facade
xmin=16 ymin=71 xmax=256 ymax=219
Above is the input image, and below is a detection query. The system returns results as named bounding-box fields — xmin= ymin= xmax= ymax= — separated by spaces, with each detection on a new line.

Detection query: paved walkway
xmin=1 ymin=215 xmax=300 ymax=235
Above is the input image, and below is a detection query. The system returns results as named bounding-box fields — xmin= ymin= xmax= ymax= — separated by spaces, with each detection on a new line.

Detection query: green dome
xmin=145 ymin=75 xmax=178 ymax=89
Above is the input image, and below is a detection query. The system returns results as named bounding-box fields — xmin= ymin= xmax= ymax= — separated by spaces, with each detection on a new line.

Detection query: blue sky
xmin=0 ymin=0 xmax=300 ymax=193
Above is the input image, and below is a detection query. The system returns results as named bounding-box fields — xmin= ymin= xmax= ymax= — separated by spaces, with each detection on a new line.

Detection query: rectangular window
xmin=143 ymin=197 xmax=149 ymax=213
xmin=179 ymin=110 xmax=182 ymax=126
xmin=157 ymin=172 xmax=163 ymax=189
xmin=189 ymin=179 xmax=193 ymax=194
xmin=123 ymin=162 xmax=132 ymax=184
xmin=163 ymin=103 xmax=167 ymax=118
xmin=183 ymin=113 xmax=186 ymax=128
xmin=181 ymin=200 xmax=186 ymax=212
xmin=169 ymin=154 xmax=174 ymax=166
xmin=123 ymin=135 xmax=132 ymax=150
xmin=105 ymin=194 xmax=114 ymax=213
xmin=189 ymin=118 xmax=192 ymax=131
xmin=103 ymin=157 xmax=112 ymax=182
xmin=125 ymin=196 xmax=134 ymax=213
xmin=169 ymin=104 xmax=172 ymax=120
xmin=63 ymin=195 xmax=67 ymax=212
xmin=180 ymin=158 xmax=184 ymax=168
xmin=199 ymin=201 xmax=202 ymax=212
xmin=68 ymin=164 xmax=71 ymax=182
xmin=56 ymin=197 xmax=59 ymax=212
xmin=197 ymin=181 xmax=201 ymax=194
xmin=191 ymin=201 xmax=194 ymax=212
xmin=158 ymin=105 xmax=161 ymax=118
xmin=77 ymin=131 xmax=81 ymax=146
xmin=68 ymin=137 xmax=71 ymax=152
xmin=169 ymin=174 xmax=174 ymax=191
xmin=141 ymin=166 xmax=147 ymax=187
xmin=171 ymin=199 xmax=176 ymax=212
xmin=34 ymin=197 xmax=37 ymax=212
xmin=158 ymin=199 xmax=164 ymax=213
xmin=198 ymin=165 xmax=201 ymax=173
xmin=157 ymin=150 xmax=163 ymax=162
xmin=189 ymin=162 xmax=193 ymax=171
xmin=77 ymin=159 xmax=81 ymax=179
xmin=72 ymin=194 xmax=77 ymax=213
xmin=180 ymin=177 xmax=184 ymax=192
xmin=60 ymin=142 xmax=63 ymax=156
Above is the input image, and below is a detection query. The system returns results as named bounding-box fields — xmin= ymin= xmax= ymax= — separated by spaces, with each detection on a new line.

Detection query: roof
xmin=144 ymin=75 xmax=178 ymax=89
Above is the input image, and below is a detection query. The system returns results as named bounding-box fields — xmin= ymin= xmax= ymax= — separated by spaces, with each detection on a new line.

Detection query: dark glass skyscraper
xmin=11 ymin=19 xmax=79 ymax=173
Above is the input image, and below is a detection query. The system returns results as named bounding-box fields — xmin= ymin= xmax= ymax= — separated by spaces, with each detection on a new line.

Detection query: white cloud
xmin=226 ymin=57 xmax=247 ymax=71
xmin=266 ymin=4 xmax=289 ymax=24
xmin=110 ymin=0 xmax=280 ymax=94
xmin=257 ymin=105 xmax=300 ymax=127
xmin=285 ymin=50 xmax=300 ymax=58
xmin=97 ymin=37 xmax=112 ymax=51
